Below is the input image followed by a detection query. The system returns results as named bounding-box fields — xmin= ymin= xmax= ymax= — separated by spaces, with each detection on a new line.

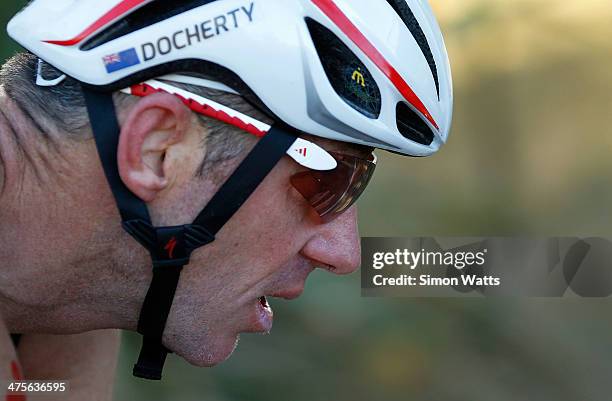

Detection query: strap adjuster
xmin=122 ymin=220 xmax=214 ymax=261
xmin=153 ymin=226 xmax=188 ymax=262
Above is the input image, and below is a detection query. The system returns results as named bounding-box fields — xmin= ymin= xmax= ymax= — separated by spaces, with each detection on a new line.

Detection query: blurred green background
xmin=2 ymin=0 xmax=612 ymax=400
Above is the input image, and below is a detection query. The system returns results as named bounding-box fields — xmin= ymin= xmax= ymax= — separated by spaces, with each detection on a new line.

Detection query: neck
xmin=0 ymin=91 xmax=147 ymax=334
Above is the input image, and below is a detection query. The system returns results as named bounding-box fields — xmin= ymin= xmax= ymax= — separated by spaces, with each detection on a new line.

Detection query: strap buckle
xmin=122 ymin=220 xmax=215 ymax=264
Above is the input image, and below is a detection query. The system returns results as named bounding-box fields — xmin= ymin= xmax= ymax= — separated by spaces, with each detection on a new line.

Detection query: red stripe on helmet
xmin=129 ymin=83 xmax=269 ymax=138
xmin=311 ymin=0 xmax=439 ymax=130
xmin=44 ymin=0 xmax=149 ymax=46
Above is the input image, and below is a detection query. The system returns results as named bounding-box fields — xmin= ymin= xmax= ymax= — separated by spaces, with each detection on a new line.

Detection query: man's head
xmin=0 ymin=52 xmax=364 ymax=366
xmin=3 ymin=0 xmax=451 ymax=378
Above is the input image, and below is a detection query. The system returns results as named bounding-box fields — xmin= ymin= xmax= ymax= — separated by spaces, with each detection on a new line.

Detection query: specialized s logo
xmin=164 ymin=237 xmax=178 ymax=259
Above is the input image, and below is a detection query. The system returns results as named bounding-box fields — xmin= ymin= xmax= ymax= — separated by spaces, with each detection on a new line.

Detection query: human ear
xmin=117 ymin=92 xmax=191 ymax=202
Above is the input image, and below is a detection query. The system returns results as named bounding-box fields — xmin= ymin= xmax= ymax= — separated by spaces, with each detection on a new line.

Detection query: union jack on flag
xmin=103 ymin=53 xmax=121 ymax=65
xmin=102 ymin=48 xmax=141 ymax=74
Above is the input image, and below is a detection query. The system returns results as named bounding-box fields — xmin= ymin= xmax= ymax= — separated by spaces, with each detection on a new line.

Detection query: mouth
xmin=248 ymin=287 xmax=304 ymax=334
xmin=251 ymin=295 xmax=273 ymax=334
xmin=259 ymin=295 xmax=270 ymax=309
xmin=244 ymin=258 xmax=314 ymax=334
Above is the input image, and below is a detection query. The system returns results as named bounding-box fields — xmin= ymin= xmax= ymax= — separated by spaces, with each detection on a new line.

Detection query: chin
xmin=177 ymin=334 xmax=240 ymax=368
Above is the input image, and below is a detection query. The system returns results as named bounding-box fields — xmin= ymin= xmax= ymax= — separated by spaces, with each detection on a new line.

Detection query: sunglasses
xmin=291 ymin=151 xmax=376 ymax=222
xmin=123 ymin=79 xmax=377 ymax=222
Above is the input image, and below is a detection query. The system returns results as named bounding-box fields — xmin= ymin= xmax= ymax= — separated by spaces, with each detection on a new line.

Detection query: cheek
xmin=175 ymin=161 xmax=314 ymax=295
xmin=192 ymin=165 xmax=315 ymax=294
xmin=230 ymin=164 xmax=315 ymax=256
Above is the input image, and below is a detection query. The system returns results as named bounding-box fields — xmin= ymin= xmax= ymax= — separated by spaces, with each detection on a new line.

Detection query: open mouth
xmin=250 ymin=287 xmax=304 ymax=333
xmin=252 ymin=295 xmax=273 ymax=333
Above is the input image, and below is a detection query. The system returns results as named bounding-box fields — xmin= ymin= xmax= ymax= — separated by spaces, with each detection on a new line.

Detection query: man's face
xmin=161 ymin=135 xmax=367 ymax=367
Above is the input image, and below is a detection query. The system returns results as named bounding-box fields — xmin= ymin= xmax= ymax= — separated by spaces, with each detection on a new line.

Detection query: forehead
xmin=302 ymin=134 xmax=374 ymax=159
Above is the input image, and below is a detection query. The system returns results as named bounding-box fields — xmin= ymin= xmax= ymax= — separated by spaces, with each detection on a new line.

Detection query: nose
xmin=300 ymin=207 xmax=361 ymax=275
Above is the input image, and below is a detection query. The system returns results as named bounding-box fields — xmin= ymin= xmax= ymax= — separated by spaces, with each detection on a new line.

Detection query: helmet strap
xmin=81 ymin=86 xmax=296 ymax=380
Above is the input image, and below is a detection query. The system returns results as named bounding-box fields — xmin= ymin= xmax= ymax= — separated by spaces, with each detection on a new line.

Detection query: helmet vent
xmin=386 ymin=0 xmax=440 ymax=99
xmin=396 ymin=102 xmax=434 ymax=145
xmin=305 ymin=18 xmax=381 ymax=119
xmin=81 ymin=0 xmax=220 ymax=51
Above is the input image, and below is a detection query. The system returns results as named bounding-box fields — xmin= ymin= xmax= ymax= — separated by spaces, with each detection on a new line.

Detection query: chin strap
xmin=82 ymin=86 xmax=296 ymax=380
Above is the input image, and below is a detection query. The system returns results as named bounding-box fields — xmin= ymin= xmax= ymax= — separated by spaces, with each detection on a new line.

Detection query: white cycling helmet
xmin=8 ymin=0 xmax=452 ymax=156
xmin=7 ymin=0 xmax=453 ymax=381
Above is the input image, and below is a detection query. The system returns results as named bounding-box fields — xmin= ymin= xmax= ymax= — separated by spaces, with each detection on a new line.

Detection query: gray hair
xmin=0 ymin=52 xmax=272 ymax=176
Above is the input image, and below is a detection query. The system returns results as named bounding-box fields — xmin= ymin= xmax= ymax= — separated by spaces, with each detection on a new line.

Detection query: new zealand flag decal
xmin=103 ymin=48 xmax=140 ymax=73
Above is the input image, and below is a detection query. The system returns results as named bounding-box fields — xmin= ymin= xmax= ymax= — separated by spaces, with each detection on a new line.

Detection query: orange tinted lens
xmin=290 ymin=152 xmax=376 ymax=222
